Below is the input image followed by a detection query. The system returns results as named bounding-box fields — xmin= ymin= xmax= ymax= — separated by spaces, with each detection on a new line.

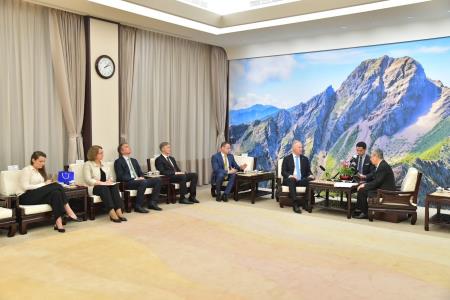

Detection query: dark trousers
xmin=124 ymin=178 xmax=161 ymax=207
xmin=93 ymin=185 xmax=124 ymax=211
xmin=283 ymin=177 xmax=309 ymax=207
xmin=356 ymin=189 xmax=376 ymax=215
xmin=19 ymin=182 xmax=68 ymax=220
xmin=170 ymin=172 xmax=198 ymax=199
xmin=215 ymin=173 xmax=236 ymax=196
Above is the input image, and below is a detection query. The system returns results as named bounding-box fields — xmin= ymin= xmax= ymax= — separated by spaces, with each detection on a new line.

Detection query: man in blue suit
xmin=211 ymin=141 xmax=247 ymax=202
xmin=115 ymin=143 xmax=162 ymax=213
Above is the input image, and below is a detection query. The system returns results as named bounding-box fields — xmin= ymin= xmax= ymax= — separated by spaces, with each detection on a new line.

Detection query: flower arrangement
xmin=338 ymin=160 xmax=353 ymax=180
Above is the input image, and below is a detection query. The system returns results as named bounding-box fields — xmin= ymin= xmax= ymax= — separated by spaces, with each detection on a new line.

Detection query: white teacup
xmin=436 ymin=187 xmax=444 ymax=193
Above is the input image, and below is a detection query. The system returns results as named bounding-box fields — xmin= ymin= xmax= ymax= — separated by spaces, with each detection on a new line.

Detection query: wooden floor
xmin=1 ymin=186 xmax=449 ymax=300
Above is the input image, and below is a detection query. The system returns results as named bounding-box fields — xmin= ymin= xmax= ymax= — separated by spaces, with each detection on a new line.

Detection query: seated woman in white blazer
xmin=18 ymin=151 xmax=82 ymax=233
xmin=83 ymin=145 xmax=126 ymax=223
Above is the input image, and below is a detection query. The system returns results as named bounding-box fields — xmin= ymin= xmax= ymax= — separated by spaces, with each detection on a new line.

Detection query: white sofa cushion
xmin=92 ymin=195 xmax=102 ymax=203
xmin=234 ymin=155 xmax=255 ymax=171
xmin=401 ymin=167 xmax=419 ymax=192
xmin=20 ymin=204 xmax=52 ymax=215
xmin=150 ymin=158 xmax=157 ymax=172
xmin=127 ymin=188 xmax=153 ymax=197
xmin=174 ymin=182 xmax=191 ymax=189
xmin=0 ymin=170 xmax=21 ymax=196
xmin=281 ymin=186 xmax=307 ymax=193
xmin=69 ymin=163 xmax=86 ymax=185
xmin=0 ymin=207 xmax=13 ymax=219
xmin=277 ymin=158 xmax=284 ymax=179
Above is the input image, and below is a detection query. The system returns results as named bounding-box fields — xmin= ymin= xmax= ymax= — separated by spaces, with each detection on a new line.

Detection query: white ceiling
xmin=27 ymin=0 xmax=450 ymax=51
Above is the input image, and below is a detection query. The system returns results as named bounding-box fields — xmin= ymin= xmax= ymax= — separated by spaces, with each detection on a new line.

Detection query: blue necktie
xmin=295 ymin=156 xmax=301 ymax=180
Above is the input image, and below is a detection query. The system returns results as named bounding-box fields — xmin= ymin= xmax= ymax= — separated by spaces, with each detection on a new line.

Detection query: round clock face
xmin=95 ymin=55 xmax=115 ymax=79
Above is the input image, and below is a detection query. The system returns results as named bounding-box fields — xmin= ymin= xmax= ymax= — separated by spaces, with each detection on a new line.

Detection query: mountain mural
xmin=229 ymin=104 xmax=280 ymax=125
xmin=229 ymin=56 xmax=450 ymax=205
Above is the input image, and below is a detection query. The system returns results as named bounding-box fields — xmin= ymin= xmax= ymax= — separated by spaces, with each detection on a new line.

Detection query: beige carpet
xmin=1 ymin=187 xmax=450 ymax=300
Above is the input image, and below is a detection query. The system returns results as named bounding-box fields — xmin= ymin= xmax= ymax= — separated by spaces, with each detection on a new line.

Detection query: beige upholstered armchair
xmin=368 ymin=167 xmax=422 ymax=224
xmin=275 ymin=158 xmax=309 ymax=210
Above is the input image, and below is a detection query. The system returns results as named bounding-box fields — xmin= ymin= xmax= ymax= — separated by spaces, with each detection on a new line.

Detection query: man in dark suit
xmin=114 ymin=143 xmax=162 ymax=213
xmin=355 ymin=148 xmax=396 ymax=219
xmin=211 ymin=141 xmax=247 ymax=202
xmin=155 ymin=142 xmax=199 ymax=205
xmin=349 ymin=141 xmax=375 ymax=180
xmin=281 ymin=140 xmax=315 ymax=214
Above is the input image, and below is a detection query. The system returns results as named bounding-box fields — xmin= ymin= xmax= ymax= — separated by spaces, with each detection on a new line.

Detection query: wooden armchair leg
xmin=368 ymin=210 xmax=374 ymax=222
xmin=8 ymin=223 xmax=17 ymax=237
xmin=411 ymin=213 xmax=417 ymax=225
xmin=19 ymin=222 xmax=28 ymax=235
xmin=89 ymin=205 xmax=95 ymax=220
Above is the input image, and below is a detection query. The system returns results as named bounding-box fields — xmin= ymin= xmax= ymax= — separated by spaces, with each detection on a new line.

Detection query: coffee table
xmin=309 ymin=180 xmax=358 ymax=219
xmin=234 ymin=172 xmax=275 ymax=204
xmin=425 ymin=191 xmax=450 ymax=231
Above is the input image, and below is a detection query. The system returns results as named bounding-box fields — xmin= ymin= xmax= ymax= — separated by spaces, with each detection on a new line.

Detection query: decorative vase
xmin=339 ymin=175 xmax=351 ymax=181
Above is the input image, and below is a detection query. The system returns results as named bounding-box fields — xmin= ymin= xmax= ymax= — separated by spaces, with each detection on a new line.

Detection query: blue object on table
xmin=58 ymin=171 xmax=74 ymax=185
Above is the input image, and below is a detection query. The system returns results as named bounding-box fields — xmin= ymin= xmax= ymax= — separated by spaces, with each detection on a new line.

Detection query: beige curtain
xmin=128 ymin=30 xmax=217 ymax=184
xmin=119 ymin=25 xmax=137 ymax=143
xmin=49 ymin=9 xmax=86 ymax=163
xmin=211 ymin=47 xmax=228 ymax=148
xmin=0 ymin=0 xmax=65 ymax=173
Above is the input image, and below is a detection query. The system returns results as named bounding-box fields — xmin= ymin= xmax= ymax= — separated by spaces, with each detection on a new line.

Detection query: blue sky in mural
xmin=229 ymin=37 xmax=450 ymax=109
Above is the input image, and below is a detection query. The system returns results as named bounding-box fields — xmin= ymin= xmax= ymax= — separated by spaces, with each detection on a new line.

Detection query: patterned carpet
xmin=1 ymin=190 xmax=449 ymax=300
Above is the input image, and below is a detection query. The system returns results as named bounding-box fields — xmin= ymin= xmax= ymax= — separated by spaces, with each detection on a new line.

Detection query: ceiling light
xmin=88 ymin=0 xmax=431 ymax=35
xmin=176 ymin=0 xmax=301 ymax=15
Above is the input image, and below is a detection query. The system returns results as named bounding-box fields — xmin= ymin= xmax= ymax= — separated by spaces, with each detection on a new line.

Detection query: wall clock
xmin=95 ymin=55 xmax=115 ymax=79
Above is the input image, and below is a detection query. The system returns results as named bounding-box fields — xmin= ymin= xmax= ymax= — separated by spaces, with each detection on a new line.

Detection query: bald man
xmin=281 ymin=140 xmax=314 ymax=214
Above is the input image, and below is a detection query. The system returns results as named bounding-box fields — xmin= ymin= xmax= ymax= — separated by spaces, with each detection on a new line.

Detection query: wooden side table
xmin=309 ymin=180 xmax=358 ymax=219
xmin=234 ymin=172 xmax=275 ymax=204
xmin=425 ymin=192 xmax=450 ymax=231
xmin=64 ymin=186 xmax=88 ymax=221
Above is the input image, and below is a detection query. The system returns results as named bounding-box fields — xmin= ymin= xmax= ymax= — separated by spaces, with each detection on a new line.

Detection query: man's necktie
xmin=295 ymin=156 xmax=301 ymax=180
xmin=127 ymin=158 xmax=137 ymax=179
xmin=223 ymin=155 xmax=228 ymax=170
xmin=358 ymin=156 xmax=363 ymax=174
xmin=167 ymin=157 xmax=175 ymax=170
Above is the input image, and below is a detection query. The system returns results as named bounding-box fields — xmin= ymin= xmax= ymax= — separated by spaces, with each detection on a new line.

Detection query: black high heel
xmin=119 ymin=216 xmax=127 ymax=222
xmin=53 ymin=225 xmax=66 ymax=233
xmin=69 ymin=216 xmax=83 ymax=222
xmin=110 ymin=217 xmax=122 ymax=223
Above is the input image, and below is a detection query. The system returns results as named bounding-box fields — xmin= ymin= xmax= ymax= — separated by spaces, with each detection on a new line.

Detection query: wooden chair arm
xmin=377 ymin=189 xmax=414 ymax=196
xmin=0 ymin=194 xmax=18 ymax=209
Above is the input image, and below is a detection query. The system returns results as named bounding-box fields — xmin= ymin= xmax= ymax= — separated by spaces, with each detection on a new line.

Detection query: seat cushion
xmin=19 ymin=204 xmax=52 ymax=215
xmin=401 ymin=168 xmax=419 ymax=192
xmin=174 ymin=182 xmax=191 ymax=189
xmin=127 ymin=188 xmax=153 ymax=197
xmin=0 ymin=207 xmax=13 ymax=219
xmin=281 ymin=186 xmax=306 ymax=193
xmin=92 ymin=195 xmax=102 ymax=203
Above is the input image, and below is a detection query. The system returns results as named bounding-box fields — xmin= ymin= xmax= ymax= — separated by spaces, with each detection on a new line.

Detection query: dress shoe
xmin=354 ymin=212 xmax=368 ymax=219
xmin=53 ymin=225 xmax=66 ymax=233
xmin=216 ymin=193 xmax=222 ymax=202
xmin=135 ymin=206 xmax=149 ymax=213
xmin=293 ymin=206 xmax=302 ymax=214
xmin=148 ymin=203 xmax=163 ymax=211
xmin=110 ymin=217 xmax=122 ymax=223
xmin=179 ymin=198 xmax=194 ymax=204
xmin=68 ymin=215 xmax=83 ymax=222
xmin=221 ymin=194 xmax=228 ymax=202
xmin=352 ymin=210 xmax=362 ymax=217
xmin=119 ymin=216 xmax=128 ymax=222
xmin=189 ymin=197 xmax=200 ymax=203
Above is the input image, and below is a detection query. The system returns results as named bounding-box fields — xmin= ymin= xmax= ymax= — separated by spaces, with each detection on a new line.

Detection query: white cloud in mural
xmin=231 ymin=93 xmax=279 ymax=110
xmin=417 ymin=46 xmax=450 ymax=54
xmin=246 ymin=55 xmax=297 ymax=84
xmin=229 ymin=60 xmax=245 ymax=78
xmin=302 ymin=49 xmax=366 ymax=65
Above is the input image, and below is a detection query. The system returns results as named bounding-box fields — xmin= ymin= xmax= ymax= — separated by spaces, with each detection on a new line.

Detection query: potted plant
xmin=338 ymin=160 xmax=353 ymax=181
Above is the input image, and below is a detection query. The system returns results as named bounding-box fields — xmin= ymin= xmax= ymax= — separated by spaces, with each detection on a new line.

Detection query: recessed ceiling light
xmin=88 ymin=0 xmax=431 ymax=35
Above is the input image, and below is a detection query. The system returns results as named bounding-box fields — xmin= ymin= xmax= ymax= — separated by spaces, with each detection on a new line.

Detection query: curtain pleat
xmin=0 ymin=0 xmax=65 ymax=173
xmin=211 ymin=47 xmax=228 ymax=148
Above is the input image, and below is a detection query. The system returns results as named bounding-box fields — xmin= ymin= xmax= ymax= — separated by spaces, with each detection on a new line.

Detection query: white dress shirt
xmin=17 ymin=165 xmax=46 ymax=195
